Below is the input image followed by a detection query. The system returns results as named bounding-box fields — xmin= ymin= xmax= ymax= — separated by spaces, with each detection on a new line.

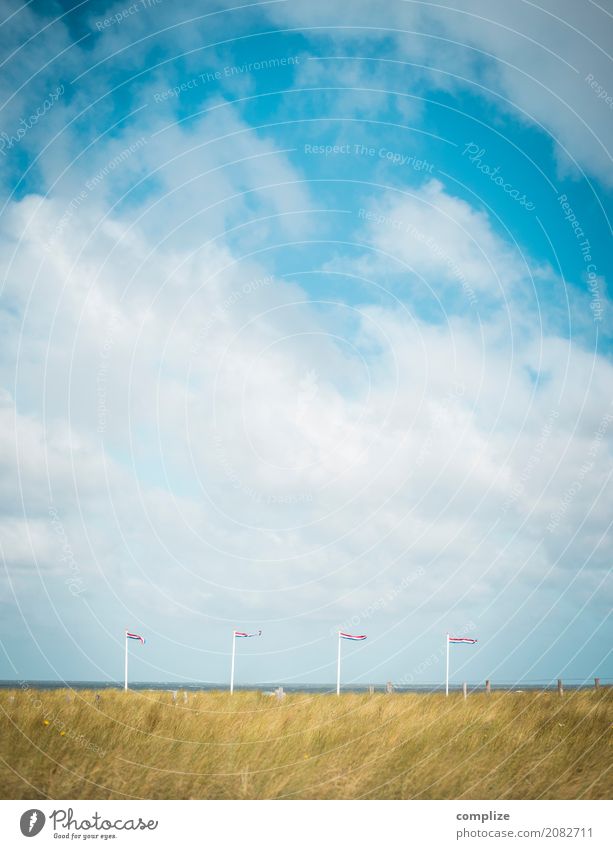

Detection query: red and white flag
xmin=126 ymin=631 xmax=145 ymax=644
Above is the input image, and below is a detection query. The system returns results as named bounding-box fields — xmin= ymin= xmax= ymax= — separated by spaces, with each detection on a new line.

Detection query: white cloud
xmin=2 ymin=182 xmax=611 ymax=629
xmin=357 ymin=178 xmax=527 ymax=300
xmin=264 ymin=0 xmax=613 ymax=187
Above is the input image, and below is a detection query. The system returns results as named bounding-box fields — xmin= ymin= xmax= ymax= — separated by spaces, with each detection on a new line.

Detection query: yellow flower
xmin=43 ymin=720 xmax=50 ymax=726
xmin=303 ymin=754 xmax=309 ymax=759
xmin=59 ymin=731 xmax=66 ymax=736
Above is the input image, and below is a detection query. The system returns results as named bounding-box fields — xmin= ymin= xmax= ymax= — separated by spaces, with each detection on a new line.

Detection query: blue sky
xmin=0 ymin=0 xmax=611 ymax=688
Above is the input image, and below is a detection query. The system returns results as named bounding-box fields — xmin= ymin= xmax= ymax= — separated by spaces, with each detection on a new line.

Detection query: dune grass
xmin=0 ymin=687 xmax=611 ymax=799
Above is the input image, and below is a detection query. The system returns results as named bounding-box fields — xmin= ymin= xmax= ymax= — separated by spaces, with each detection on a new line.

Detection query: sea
xmin=0 ymin=680 xmax=605 ymax=693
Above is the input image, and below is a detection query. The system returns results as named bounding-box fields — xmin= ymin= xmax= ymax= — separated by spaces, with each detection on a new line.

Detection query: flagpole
xmin=230 ymin=630 xmax=236 ymax=695
xmin=336 ymin=631 xmax=342 ymax=696
xmin=124 ymin=630 xmax=128 ymax=692
xmin=445 ymin=633 xmax=450 ymax=697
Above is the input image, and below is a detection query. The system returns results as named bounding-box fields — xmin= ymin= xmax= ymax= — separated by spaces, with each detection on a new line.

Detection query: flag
xmin=126 ymin=632 xmax=145 ymax=644
xmin=448 ymin=636 xmax=477 ymax=644
xmin=340 ymin=632 xmax=367 ymax=641
xmin=234 ymin=630 xmax=262 ymax=638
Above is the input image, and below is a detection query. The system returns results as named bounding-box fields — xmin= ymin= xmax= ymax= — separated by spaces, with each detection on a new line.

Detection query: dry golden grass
xmin=1 ymin=687 xmax=611 ymax=799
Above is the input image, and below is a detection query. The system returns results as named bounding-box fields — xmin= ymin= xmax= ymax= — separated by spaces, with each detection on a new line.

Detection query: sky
xmin=0 ymin=0 xmax=611 ymax=688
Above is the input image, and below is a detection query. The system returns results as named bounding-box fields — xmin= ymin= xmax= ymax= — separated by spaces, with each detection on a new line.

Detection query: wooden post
xmin=557 ymin=679 xmax=563 ymax=697
xmin=462 ymin=681 xmax=468 ymax=700
xmin=485 ymin=679 xmax=491 ymax=694
xmin=594 ymin=677 xmax=601 ymax=690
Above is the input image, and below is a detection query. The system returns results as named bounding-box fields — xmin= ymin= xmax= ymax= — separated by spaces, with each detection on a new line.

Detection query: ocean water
xmin=0 ymin=680 xmax=605 ymax=693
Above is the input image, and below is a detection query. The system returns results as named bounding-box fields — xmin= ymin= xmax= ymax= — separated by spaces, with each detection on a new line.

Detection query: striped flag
xmin=445 ymin=634 xmax=477 ymax=696
xmin=230 ymin=629 xmax=261 ymax=694
xmin=124 ymin=631 xmax=145 ymax=691
xmin=337 ymin=631 xmax=367 ymax=695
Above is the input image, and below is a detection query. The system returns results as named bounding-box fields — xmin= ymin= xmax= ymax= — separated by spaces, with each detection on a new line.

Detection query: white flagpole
xmin=230 ymin=630 xmax=236 ymax=695
xmin=445 ymin=633 xmax=450 ymax=697
xmin=124 ymin=631 xmax=128 ymax=692
xmin=336 ymin=631 xmax=342 ymax=696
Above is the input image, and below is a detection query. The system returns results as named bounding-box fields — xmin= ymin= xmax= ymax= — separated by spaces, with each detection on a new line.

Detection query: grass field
xmin=1 ymin=687 xmax=611 ymax=799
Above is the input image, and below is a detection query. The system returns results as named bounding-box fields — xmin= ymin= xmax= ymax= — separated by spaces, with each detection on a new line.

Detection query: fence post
xmin=594 ymin=677 xmax=600 ymax=690
xmin=462 ymin=682 xmax=468 ymax=700
xmin=485 ymin=679 xmax=491 ymax=694
xmin=369 ymin=685 xmax=374 ymax=695
xmin=557 ymin=679 xmax=563 ymax=697
xmin=386 ymin=681 xmax=393 ymax=694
